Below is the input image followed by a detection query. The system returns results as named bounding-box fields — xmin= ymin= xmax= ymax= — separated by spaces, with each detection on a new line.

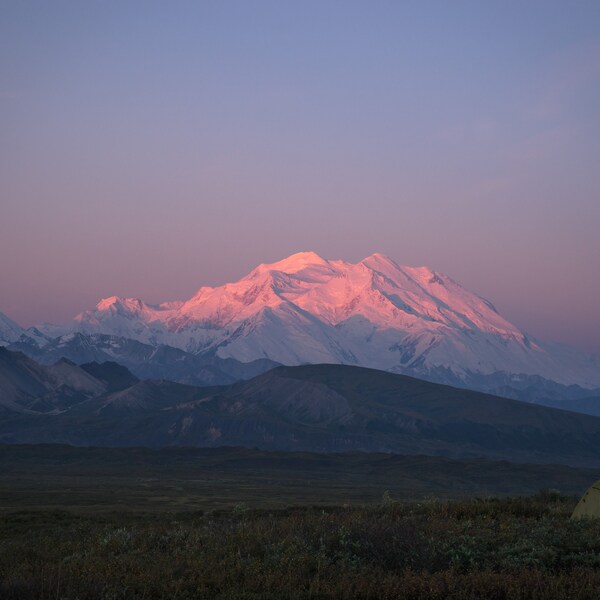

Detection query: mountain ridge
xmin=0 ymin=252 xmax=600 ymax=394
xmin=2 ymin=352 xmax=600 ymax=467
xmin=21 ymin=252 xmax=598 ymax=388
xmin=0 ymin=347 xmax=138 ymax=413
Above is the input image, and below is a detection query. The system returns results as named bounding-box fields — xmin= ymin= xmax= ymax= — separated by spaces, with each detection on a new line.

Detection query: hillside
xmin=2 ymin=353 xmax=600 ymax=466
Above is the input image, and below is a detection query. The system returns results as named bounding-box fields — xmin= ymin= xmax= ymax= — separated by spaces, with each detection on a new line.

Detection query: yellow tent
xmin=572 ymin=480 xmax=600 ymax=519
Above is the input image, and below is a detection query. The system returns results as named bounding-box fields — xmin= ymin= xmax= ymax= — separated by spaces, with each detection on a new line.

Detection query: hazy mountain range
xmin=1 ymin=252 xmax=599 ymax=408
xmin=2 ymin=347 xmax=600 ymax=467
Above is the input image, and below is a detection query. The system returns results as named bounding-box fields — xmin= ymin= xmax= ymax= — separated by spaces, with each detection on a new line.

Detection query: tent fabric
xmin=572 ymin=480 xmax=600 ymax=519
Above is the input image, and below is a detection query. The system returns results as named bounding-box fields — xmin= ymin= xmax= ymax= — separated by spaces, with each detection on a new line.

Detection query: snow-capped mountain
xmin=35 ymin=252 xmax=600 ymax=388
xmin=0 ymin=312 xmax=25 ymax=346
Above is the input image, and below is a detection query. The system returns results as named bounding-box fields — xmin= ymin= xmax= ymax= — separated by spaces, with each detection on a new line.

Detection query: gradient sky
xmin=1 ymin=1 xmax=599 ymax=353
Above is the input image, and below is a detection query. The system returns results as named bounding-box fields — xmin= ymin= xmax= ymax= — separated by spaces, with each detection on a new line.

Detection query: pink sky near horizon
xmin=1 ymin=2 xmax=599 ymax=354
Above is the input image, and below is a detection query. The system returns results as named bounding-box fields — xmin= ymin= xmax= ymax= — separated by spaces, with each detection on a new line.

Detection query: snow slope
xmin=0 ymin=312 xmax=24 ymax=346
xmin=36 ymin=252 xmax=600 ymax=387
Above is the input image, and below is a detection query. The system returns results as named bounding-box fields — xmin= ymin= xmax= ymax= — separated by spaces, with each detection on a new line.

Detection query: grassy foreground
xmin=2 ymin=493 xmax=600 ymax=599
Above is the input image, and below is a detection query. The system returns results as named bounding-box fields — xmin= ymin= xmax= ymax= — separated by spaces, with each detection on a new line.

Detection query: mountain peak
xmin=255 ymin=251 xmax=329 ymax=274
xmin=0 ymin=311 xmax=25 ymax=345
xmin=96 ymin=296 xmax=121 ymax=310
xmin=96 ymin=296 xmax=146 ymax=312
xmin=38 ymin=253 xmax=600 ymax=387
xmin=360 ymin=252 xmax=401 ymax=271
xmin=363 ymin=252 xmax=392 ymax=261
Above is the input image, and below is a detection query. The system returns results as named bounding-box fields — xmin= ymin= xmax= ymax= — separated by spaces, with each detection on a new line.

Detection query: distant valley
xmin=2 ymin=444 xmax=599 ymax=511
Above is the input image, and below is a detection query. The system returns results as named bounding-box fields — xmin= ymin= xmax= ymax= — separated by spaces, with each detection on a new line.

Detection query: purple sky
xmin=1 ymin=1 xmax=599 ymax=354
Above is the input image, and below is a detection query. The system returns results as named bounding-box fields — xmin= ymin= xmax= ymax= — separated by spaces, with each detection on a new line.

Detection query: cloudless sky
xmin=1 ymin=1 xmax=599 ymax=353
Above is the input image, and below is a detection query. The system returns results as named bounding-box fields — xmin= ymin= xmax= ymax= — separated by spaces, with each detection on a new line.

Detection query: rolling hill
xmin=1 ymin=350 xmax=600 ymax=466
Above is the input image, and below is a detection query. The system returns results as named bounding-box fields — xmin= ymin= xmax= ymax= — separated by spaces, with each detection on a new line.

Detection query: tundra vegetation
xmin=1 ymin=445 xmax=600 ymax=598
xmin=2 ymin=492 xmax=600 ymax=599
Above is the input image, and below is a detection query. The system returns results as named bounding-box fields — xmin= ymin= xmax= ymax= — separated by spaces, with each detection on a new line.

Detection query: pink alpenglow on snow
xmin=2 ymin=3 xmax=600 ymax=356
xmin=35 ymin=252 xmax=600 ymax=388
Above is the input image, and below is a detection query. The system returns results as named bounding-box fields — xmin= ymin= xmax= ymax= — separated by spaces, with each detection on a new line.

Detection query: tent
xmin=572 ymin=480 xmax=600 ymax=519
